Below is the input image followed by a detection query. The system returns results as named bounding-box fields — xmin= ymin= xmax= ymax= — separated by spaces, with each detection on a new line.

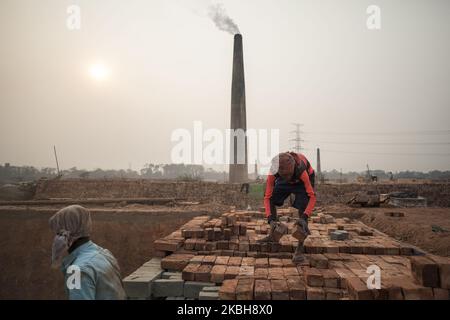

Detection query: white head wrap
xmin=49 ymin=205 xmax=92 ymax=268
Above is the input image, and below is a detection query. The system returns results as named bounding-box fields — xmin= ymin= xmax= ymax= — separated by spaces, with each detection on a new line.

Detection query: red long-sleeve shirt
xmin=264 ymin=154 xmax=316 ymax=217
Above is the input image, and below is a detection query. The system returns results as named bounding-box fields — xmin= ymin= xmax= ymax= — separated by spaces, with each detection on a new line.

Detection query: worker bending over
xmin=264 ymin=152 xmax=316 ymax=262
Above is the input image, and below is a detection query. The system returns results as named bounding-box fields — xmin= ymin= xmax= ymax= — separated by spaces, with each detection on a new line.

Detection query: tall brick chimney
xmin=229 ymin=34 xmax=248 ymax=183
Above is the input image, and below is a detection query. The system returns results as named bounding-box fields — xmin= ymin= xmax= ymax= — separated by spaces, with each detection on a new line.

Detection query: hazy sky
xmin=1 ymin=0 xmax=449 ymax=173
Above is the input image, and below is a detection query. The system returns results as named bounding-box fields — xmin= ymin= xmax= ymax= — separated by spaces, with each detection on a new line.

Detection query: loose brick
xmin=185 ymin=281 xmax=216 ymax=299
xmin=272 ymin=223 xmax=288 ymax=243
xmin=249 ymin=242 xmax=261 ymax=252
xmin=281 ymin=259 xmax=295 ymax=267
xmin=224 ymin=266 xmax=240 ymax=280
xmin=292 ymin=224 xmax=307 ymax=242
xmin=215 ymin=256 xmax=230 ymax=265
xmin=410 ymin=256 xmax=440 ymax=288
xmin=205 ymin=241 xmax=217 ymax=251
xmin=203 ymin=255 xmax=217 ymax=265
xmin=271 ymin=279 xmax=290 ymax=300
xmin=322 ymin=269 xmax=340 ymax=288
xmin=217 ymin=240 xmax=229 ymax=250
xmin=123 ymin=273 xmax=161 ymax=298
xmin=239 ymin=224 xmax=247 ymax=236
xmin=239 ymin=241 xmax=250 ymax=252
xmin=195 ymin=264 xmax=212 ymax=282
xmin=205 ymin=228 xmax=214 ymax=241
xmin=184 ymin=239 xmax=196 ymax=250
xmin=222 ymin=249 xmax=234 ymax=256
xmin=254 ymin=280 xmax=272 ymax=300
xmin=255 ymin=258 xmax=269 ymax=268
xmin=309 ymin=254 xmax=329 ymax=269
xmin=387 ymin=276 xmax=433 ymax=300
xmin=219 ymin=279 xmax=238 ymax=300
xmin=428 ymin=255 xmax=450 ymax=289
xmin=199 ymin=291 xmax=220 ymax=300
xmin=190 ymin=255 xmax=204 ymax=264
xmin=345 ymin=277 xmax=374 ymax=300
xmin=268 ymin=267 xmax=285 ymax=280
xmin=229 ymin=256 xmax=243 ymax=266
xmin=269 ymin=258 xmax=283 ymax=267
xmin=194 ymin=239 xmax=206 ymax=251
xmin=305 ymin=268 xmax=324 ymax=287
xmin=283 ymin=267 xmax=299 ymax=277
xmin=154 ymin=239 xmax=182 ymax=252
xmin=330 ymin=230 xmax=349 ymax=241
xmin=152 ymin=279 xmax=184 ymax=297
xmin=254 ymin=268 xmax=269 ymax=279
xmin=287 ymin=278 xmax=306 ymax=300
xmin=234 ymin=251 xmax=246 ymax=257
xmin=238 ymin=266 xmax=254 ymax=278
xmin=324 ymin=288 xmax=343 ymax=300
xmin=307 ymin=287 xmax=325 ymax=300
xmin=182 ymin=263 xmax=200 ymax=281
xmin=242 ymin=257 xmax=255 ymax=266
xmin=433 ymin=288 xmax=449 ymax=300
xmin=161 ymin=254 xmax=194 ymax=271
xmin=236 ymin=278 xmax=254 ymax=300
xmin=211 ymin=265 xmax=227 ymax=284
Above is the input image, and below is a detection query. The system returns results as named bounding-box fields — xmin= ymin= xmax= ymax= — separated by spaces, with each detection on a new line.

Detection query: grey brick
xmin=162 ymin=272 xmax=182 ymax=279
xmin=166 ymin=296 xmax=185 ymax=300
xmin=123 ymin=273 xmax=161 ymax=298
xmin=199 ymin=291 xmax=219 ymax=300
xmin=143 ymin=258 xmax=162 ymax=267
xmin=201 ymin=286 xmax=221 ymax=292
xmin=184 ymin=281 xmax=216 ymax=299
xmin=152 ymin=279 xmax=184 ymax=297
xmin=330 ymin=230 xmax=349 ymax=241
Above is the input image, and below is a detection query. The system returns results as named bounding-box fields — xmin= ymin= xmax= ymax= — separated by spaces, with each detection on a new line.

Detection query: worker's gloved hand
xmin=297 ymin=213 xmax=310 ymax=235
xmin=267 ymin=214 xmax=278 ymax=225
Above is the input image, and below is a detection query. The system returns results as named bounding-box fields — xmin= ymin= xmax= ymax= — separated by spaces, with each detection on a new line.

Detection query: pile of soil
xmin=359 ymin=207 xmax=450 ymax=257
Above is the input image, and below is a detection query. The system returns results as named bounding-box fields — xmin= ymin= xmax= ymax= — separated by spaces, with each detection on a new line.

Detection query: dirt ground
xmin=0 ymin=204 xmax=226 ymax=300
xmin=1 ymin=202 xmax=449 ymax=299
xmin=324 ymin=204 xmax=450 ymax=257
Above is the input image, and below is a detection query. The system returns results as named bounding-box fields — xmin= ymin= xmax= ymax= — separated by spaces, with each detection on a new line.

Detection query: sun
xmin=89 ymin=63 xmax=110 ymax=81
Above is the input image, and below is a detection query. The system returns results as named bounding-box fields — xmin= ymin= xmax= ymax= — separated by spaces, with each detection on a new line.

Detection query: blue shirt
xmin=61 ymin=241 xmax=126 ymax=300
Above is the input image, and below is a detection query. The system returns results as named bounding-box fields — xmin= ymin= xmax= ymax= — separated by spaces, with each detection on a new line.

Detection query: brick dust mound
xmin=360 ymin=207 xmax=450 ymax=257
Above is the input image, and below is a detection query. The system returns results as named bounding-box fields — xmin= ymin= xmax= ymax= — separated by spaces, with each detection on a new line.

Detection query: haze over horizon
xmin=1 ymin=0 xmax=449 ymax=173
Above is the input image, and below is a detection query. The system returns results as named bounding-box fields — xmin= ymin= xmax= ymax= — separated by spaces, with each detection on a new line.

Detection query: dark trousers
xmin=269 ymin=173 xmax=315 ymax=219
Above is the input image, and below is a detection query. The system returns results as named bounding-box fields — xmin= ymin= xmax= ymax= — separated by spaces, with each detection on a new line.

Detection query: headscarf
xmin=49 ymin=205 xmax=92 ymax=268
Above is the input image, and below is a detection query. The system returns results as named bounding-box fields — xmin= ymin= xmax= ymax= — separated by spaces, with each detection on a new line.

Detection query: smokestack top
xmin=234 ymin=33 xmax=242 ymax=39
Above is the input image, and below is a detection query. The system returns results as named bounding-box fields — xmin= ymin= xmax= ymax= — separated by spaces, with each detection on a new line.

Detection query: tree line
xmin=0 ymin=163 xmax=449 ymax=185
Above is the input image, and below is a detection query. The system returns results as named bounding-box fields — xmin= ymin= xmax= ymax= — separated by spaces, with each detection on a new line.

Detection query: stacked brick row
xmin=124 ymin=209 xmax=450 ymax=300
xmin=154 ymin=210 xmax=417 ymax=258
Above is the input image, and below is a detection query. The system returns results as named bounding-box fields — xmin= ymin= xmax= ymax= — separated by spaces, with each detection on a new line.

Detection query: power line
xmin=302 ymin=148 xmax=450 ymax=156
xmin=302 ymin=130 xmax=450 ymax=136
xmin=303 ymin=140 xmax=450 ymax=146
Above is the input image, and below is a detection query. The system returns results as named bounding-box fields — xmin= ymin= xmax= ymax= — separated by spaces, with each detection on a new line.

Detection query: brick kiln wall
xmin=34 ymin=179 xmax=245 ymax=204
xmin=34 ymin=179 xmax=450 ymax=207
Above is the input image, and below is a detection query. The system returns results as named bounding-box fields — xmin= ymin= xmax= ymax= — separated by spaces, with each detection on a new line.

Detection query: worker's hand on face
xmin=297 ymin=213 xmax=311 ymax=235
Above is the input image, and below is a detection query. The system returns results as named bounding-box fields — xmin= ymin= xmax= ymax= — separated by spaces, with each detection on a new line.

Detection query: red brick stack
xmin=148 ymin=209 xmax=450 ymax=300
